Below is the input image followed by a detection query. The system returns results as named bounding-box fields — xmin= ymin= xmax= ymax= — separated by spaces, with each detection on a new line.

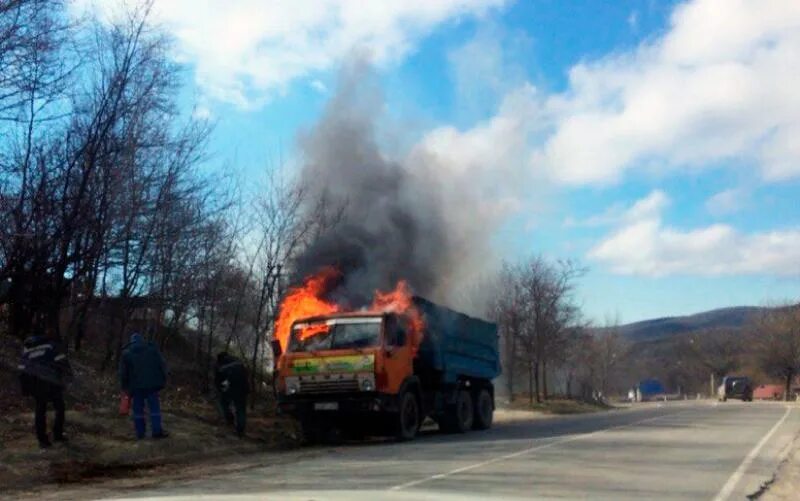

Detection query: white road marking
xmin=712 ymin=405 xmax=792 ymax=501
xmin=388 ymin=409 xmax=693 ymax=491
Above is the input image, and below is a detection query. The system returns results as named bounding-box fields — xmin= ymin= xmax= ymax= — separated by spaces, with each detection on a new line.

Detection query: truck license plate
xmin=314 ymin=402 xmax=338 ymax=411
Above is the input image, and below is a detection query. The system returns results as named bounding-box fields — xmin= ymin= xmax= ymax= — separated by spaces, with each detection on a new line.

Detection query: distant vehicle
xmin=717 ymin=376 xmax=753 ymax=402
xmin=635 ymin=378 xmax=665 ymax=402
xmin=753 ymin=384 xmax=783 ymax=400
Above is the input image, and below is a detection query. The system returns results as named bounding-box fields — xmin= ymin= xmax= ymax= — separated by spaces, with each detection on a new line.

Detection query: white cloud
xmin=705 ymin=188 xmax=747 ymax=216
xmin=423 ymin=0 xmax=800 ymax=185
xmin=541 ymin=0 xmax=800 ymax=184
xmin=562 ymin=203 xmax=625 ymax=228
xmin=192 ymin=104 xmax=212 ymax=120
xmin=416 ymin=83 xmax=542 ymax=177
xmin=589 ymin=190 xmax=800 ymax=276
xmin=70 ymin=0 xmax=506 ymax=108
xmin=310 ymin=80 xmax=328 ymax=94
xmin=624 ymin=190 xmax=669 ymax=222
xmin=408 ymin=84 xmax=542 ymax=235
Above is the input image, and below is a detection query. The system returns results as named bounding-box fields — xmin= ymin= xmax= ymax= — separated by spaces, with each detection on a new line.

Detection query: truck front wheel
xmin=473 ymin=389 xmax=493 ymax=430
xmin=396 ymin=391 xmax=420 ymax=441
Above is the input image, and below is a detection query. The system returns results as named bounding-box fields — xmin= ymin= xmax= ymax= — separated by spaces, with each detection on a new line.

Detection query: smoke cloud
xmin=292 ymin=61 xmax=497 ymax=310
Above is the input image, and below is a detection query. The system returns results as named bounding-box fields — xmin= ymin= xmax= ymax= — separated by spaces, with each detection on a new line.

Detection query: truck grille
xmin=300 ymin=379 xmax=360 ymax=394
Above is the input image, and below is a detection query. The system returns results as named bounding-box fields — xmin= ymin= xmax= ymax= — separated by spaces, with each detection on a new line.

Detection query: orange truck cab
xmin=275 ymin=297 xmax=500 ymax=442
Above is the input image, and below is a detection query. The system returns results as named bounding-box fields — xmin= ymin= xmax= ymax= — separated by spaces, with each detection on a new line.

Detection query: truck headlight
xmin=286 ymin=377 xmax=300 ymax=395
xmin=359 ymin=374 xmax=375 ymax=392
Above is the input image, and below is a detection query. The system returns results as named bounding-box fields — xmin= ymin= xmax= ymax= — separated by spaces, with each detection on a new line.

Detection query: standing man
xmin=215 ymin=352 xmax=249 ymax=437
xmin=119 ymin=333 xmax=169 ymax=439
xmin=18 ymin=328 xmax=73 ymax=449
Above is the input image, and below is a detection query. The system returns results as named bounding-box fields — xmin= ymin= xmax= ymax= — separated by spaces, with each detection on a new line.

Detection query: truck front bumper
xmin=278 ymin=392 xmax=399 ymax=416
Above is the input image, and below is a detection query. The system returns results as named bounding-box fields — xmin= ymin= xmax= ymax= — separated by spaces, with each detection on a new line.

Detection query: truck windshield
xmin=289 ymin=319 xmax=382 ymax=352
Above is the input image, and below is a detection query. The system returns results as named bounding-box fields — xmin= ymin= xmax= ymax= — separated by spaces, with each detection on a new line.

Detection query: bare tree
xmin=594 ymin=323 xmax=628 ymax=397
xmin=490 ymin=257 xmax=585 ymax=404
xmin=683 ymin=328 xmax=743 ymax=379
xmin=490 ymin=264 xmax=525 ymax=400
xmin=754 ymin=306 xmax=800 ymax=401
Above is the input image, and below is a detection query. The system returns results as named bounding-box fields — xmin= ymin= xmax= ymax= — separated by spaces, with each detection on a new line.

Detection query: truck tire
xmin=473 ymin=389 xmax=493 ymax=430
xmin=396 ymin=391 xmax=420 ymax=441
xmin=299 ymin=419 xmax=321 ymax=445
xmin=441 ymin=390 xmax=474 ymax=433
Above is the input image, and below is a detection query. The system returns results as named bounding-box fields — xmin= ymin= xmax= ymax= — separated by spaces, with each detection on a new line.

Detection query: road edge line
xmin=712 ymin=405 xmax=792 ymax=501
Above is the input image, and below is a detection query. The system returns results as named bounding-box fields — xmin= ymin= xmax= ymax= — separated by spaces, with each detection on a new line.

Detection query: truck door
xmin=381 ymin=315 xmax=413 ymax=394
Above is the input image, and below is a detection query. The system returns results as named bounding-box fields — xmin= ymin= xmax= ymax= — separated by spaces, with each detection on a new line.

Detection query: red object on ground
xmin=753 ymin=384 xmax=783 ymax=400
xmin=118 ymin=393 xmax=131 ymax=415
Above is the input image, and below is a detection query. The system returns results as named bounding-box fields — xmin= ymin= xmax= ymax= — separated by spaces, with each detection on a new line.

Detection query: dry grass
xmin=0 ymin=402 xmax=299 ymax=493
xmin=0 ymin=332 xmax=301 ymax=495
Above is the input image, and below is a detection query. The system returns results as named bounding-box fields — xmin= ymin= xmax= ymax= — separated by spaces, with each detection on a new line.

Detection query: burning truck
xmin=272 ymin=268 xmax=500 ymax=442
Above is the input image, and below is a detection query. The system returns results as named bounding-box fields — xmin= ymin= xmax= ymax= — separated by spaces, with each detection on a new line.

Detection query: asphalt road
xmin=63 ymin=401 xmax=800 ymax=500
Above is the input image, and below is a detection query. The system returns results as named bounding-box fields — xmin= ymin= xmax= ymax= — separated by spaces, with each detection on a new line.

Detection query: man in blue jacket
xmin=19 ymin=328 xmax=73 ymax=448
xmin=119 ymin=333 xmax=169 ymax=439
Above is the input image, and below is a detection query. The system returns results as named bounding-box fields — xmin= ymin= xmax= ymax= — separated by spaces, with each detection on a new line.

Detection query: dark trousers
xmin=34 ymin=388 xmax=65 ymax=445
xmin=131 ymin=390 xmax=163 ymax=439
xmin=220 ymin=393 xmax=247 ymax=436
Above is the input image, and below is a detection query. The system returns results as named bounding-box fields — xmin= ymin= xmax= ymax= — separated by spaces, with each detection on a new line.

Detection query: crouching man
xmin=215 ymin=352 xmax=249 ymax=437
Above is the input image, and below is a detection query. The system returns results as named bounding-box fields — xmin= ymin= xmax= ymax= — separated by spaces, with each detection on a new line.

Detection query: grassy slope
xmin=0 ymin=332 xmax=298 ymax=493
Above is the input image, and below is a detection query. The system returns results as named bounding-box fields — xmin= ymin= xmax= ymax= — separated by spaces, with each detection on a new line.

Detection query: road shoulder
xmin=762 ymin=426 xmax=800 ymax=500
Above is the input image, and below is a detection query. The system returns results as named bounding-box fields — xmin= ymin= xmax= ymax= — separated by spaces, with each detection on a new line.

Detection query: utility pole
xmin=710 ymin=373 xmax=715 ymax=399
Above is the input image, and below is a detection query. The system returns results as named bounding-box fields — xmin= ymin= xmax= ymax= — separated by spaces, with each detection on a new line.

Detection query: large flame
xmin=370 ymin=280 xmax=424 ymax=353
xmin=273 ymin=268 xmax=424 ymax=355
xmin=274 ymin=266 xmax=340 ymax=352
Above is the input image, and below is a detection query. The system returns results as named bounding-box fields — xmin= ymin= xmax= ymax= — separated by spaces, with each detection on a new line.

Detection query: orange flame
xmin=274 ymin=267 xmax=340 ymax=352
xmin=369 ymin=280 xmax=424 ymax=354
xmin=273 ymin=268 xmax=425 ymax=356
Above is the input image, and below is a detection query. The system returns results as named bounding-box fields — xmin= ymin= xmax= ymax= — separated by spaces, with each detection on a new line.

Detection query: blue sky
xmin=76 ymin=0 xmax=800 ymax=324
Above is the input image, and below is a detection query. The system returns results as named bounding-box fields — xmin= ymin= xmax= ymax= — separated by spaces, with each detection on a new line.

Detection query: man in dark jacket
xmin=119 ymin=333 xmax=169 ymax=439
xmin=215 ymin=352 xmax=249 ymax=437
xmin=19 ymin=330 xmax=73 ymax=448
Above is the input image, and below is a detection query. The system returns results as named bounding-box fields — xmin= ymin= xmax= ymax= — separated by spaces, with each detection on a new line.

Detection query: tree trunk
xmin=566 ymin=372 xmax=572 ymax=399
xmin=786 ymin=372 xmax=794 ymax=402
xmin=250 ymin=335 xmax=261 ymax=411
xmin=528 ymin=362 xmax=534 ymax=406
xmin=542 ymin=361 xmax=548 ymax=401
xmin=204 ymin=310 xmax=215 ymax=394
xmin=506 ymin=329 xmax=516 ymax=401
xmin=533 ymin=361 xmax=541 ymax=403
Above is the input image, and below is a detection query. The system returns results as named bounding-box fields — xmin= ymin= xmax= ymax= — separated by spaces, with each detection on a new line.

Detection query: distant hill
xmin=608 ymin=306 xmax=768 ymax=342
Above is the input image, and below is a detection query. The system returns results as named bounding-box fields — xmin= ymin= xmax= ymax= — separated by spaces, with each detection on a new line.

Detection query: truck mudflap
xmin=278 ymin=393 xmax=400 ymax=416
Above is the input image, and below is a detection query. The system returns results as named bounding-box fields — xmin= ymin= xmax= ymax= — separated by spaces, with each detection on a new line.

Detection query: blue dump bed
xmin=413 ymin=297 xmax=500 ymax=383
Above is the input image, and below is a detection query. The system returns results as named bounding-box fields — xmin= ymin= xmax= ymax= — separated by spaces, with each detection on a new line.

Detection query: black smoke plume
xmin=291 ymin=62 xmax=468 ymax=307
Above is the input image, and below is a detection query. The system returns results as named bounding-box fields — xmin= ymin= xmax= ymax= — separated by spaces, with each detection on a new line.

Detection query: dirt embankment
xmin=0 ymin=334 xmax=300 ymax=496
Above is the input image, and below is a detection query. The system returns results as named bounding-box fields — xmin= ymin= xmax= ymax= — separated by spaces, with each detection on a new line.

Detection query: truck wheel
xmin=473 ymin=389 xmax=493 ymax=430
xmin=396 ymin=391 xmax=420 ymax=441
xmin=299 ymin=419 xmax=320 ymax=445
xmin=441 ymin=390 xmax=474 ymax=433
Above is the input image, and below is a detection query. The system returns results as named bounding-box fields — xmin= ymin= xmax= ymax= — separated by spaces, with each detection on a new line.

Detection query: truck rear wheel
xmin=441 ymin=390 xmax=474 ymax=433
xmin=396 ymin=391 xmax=420 ymax=441
xmin=473 ymin=389 xmax=493 ymax=430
